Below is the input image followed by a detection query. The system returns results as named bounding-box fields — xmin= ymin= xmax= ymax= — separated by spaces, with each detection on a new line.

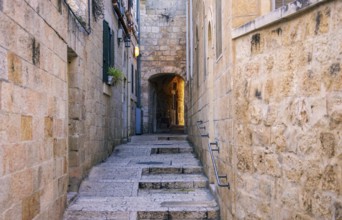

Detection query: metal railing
xmin=208 ymin=141 xmax=230 ymax=188
xmin=196 ymin=120 xmax=230 ymax=188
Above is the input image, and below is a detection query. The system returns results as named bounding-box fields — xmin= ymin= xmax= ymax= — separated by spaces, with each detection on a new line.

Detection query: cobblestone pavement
xmin=64 ymin=134 xmax=219 ymax=220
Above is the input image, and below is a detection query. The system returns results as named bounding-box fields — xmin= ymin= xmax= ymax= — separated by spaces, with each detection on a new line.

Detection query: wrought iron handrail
xmin=196 ymin=120 xmax=230 ymax=188
xmin=208 ymin=142 xmax=230 ymax=188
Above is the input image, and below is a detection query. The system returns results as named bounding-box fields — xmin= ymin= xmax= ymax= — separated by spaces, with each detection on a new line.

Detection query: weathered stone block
xmin=321 ymin=165 xmax=339 ymax=193
xmin=22 ymin=191 xmax=40 ymax=220
xmin=253 ymin=149 xmax=281 ymax=177
xmin=7 ymin=52 xmax=22 ymax=85
xmin=237 ymin=147 xmax=254 ymax=173
xmin=3 ymin=143 xmax=27 ymax=174
xmin=10 ymin=169 xmax=34 ymax=201
xmin=320 ymin=132 xmax=336 ymax=158
xmin=3 ymin=202 xmax=22 ymax=220
xmin=21 ymin=115 xmax=33 ymax=141
xmin=53 ymin=138 xmax=67 ymax=158
xmin=44 ymin=116 xmax=53 ymax=137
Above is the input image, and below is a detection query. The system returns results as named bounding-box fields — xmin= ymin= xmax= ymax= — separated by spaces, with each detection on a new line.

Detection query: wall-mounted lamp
xmin=134 ymin=45 xmax=140 ymax=57
xmin=124 ymin=37 xmax=131 ymax=48
xmin=117 ymin=29 xmax=123 ymax=42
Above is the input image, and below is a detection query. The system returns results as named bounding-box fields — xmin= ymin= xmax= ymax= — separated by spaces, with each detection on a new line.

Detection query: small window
xmin=215 ymin=0 xmax=222 ymax=58
xmin=65 ymin=0 xmax=89 ymax=28
xmin=273 ymin=0 xmax=294 ymax=9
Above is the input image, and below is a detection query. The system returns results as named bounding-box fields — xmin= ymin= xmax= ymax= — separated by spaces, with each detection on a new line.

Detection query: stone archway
xmin=148 ymin=73 xmax=185 ymax=133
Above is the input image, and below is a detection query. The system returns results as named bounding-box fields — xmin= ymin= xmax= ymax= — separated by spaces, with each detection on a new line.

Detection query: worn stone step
xmin=79 ymin=181 xmax=136 ymax=197
xmin=142 ymin=166 xmax=203 ymax=175
xmin=138 ymin=209 xmax=219 ymax=220
xmin=64 ymin=210 xmax=131 ymax=220
xmin=139 ymin=174 xmax=208 ymax=189
xmin=138 ymin=188 xmax=215 ymax=200
xmin=64 ymin=135 xmax=220 ymax=219
xmin=64 ymin=196 xmax=219 ymax=220
xmin=130 ymin=135 xmax=187 ymax=143
xmin=151 ymin=147 xmax=193 ymax=154
xmin=87 ymin=167 xmax=141 ymax=180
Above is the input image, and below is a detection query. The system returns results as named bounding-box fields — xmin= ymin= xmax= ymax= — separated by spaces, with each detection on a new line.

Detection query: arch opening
xmin=148 ymin=74 xmax=185 ymax=133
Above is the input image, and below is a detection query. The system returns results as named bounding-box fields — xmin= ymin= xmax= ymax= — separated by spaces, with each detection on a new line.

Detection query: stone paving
xmin=64 ymin=134 xmax=219 ymax=220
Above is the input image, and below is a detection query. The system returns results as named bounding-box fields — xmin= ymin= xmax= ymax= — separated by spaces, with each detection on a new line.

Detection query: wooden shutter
xmin=103 ymin=20 xmax=110 ymax=83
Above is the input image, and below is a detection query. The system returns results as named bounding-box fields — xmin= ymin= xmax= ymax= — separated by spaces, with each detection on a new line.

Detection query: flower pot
xmin=107 ymin=75 xmax=114 ymax=85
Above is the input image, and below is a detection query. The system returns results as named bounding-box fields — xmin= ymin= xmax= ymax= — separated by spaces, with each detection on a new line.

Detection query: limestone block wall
xmin=0 ymin=0 xmax=128 ymax=218
xmin=140 ymin=0 xmax=187 ymax=133
xmin=187 ymin=0 xmax=341 ymax=219
xmin=233 ymin=1 xmax=342 ymax=219
xmin=187 ymin=1 xmax=235 ymax=219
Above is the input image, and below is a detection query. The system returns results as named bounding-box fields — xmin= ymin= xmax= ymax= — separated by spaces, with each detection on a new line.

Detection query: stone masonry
xmin=140 ymin=0 xmax=187 ymax=133
xmin=0 ymin=0 xmax=134 ymax=219
xmin=187 ymin=0 xmax=342 ymax=219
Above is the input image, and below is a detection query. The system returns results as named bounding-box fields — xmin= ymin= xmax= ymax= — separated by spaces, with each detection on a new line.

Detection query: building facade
xmin=187 ymin=0 xmax=341 ymax=219
xmin=0 ymin=0 xmax=138 ymax=219
xmin=140 ymin=0 xmax=187 ymax=133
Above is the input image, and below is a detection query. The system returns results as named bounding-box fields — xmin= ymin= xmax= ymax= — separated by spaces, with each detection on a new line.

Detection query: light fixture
xmin=134 ymin=45 xmax=140 ymax=57
xmin=117 ymin=29 xmax=123 ymax=42
xmin=124 ymin=37 xmax=131 ymax=48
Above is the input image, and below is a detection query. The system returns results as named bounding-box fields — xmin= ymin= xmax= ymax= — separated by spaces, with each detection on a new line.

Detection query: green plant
xmin=108 ymin=67 xmax=124 ymax=84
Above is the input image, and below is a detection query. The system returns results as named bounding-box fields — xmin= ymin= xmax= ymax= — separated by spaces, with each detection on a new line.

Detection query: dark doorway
xmin=149 ymin=74 xmax=185 ymax=133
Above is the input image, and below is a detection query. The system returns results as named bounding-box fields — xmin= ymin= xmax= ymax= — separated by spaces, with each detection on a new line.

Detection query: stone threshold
xmin=232 ymin=0 xmax=329 ymax=39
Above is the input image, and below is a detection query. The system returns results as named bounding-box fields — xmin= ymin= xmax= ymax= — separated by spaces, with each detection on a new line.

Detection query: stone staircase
xmin=64 ymin=134 xmax=219 ymax=220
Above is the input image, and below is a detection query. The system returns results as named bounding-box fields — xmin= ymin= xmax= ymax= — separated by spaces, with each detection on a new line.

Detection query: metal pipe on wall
xmin=186 ymin=0 xmax=189 ymax=81
xmin=190 ymin=0 xmax=193 ymax=79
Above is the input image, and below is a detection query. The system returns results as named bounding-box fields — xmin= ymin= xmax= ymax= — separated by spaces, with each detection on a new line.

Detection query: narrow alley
xmin=0 ymin=0 xmax=341 ymax=219
xmin=64 ymin=134 xmax=219 ymax=219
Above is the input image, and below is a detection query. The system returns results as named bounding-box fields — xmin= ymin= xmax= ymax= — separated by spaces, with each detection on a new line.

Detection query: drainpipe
xmin=190 ymin=0 xmax=193 ymax=79
xmin=135 ymin=0 xmax=143 ymax=134
xmin=137 ymin=0 xmax=141 ymax=108
xmin=186 ymin=0 xmax=189 ymax=81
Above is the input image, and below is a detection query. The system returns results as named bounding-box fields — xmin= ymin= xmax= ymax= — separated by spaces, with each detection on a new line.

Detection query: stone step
xmin=142 ymin=166 xmax=203 ymax=175
xmin=139 ymin=174 xmax=208 ymax=189
xmin=138 ymin=209 xmax=219 ymax=220
xmin=64 ymin=193 xmax=219 ymax=220
xmin=151 ymin=147 xmax=193 ymax=154
xmin=64 ymin=135 xmax=220 ymax=220
xmin=130 ymin=134 xmax=187 ymax=143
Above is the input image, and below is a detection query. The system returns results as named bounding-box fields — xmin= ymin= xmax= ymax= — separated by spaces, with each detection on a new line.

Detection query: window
xmin=131 ymin=65 xmax=134 ymax=94
xmin=103 ymin=20 xmax=115 ymax=83
xmin=215 ymin=0 xmax=222 ymax=58
xmin=273 ymin=0 xmax=294 ymax=9
xmin=65 ymin=0 xmax=89 ymax=28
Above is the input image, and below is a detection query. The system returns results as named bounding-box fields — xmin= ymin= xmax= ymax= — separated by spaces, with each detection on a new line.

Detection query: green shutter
xmin=110 ymin=30 xmax=115 ymax=67
xmin=103 ymin=20 xmax=110 ymax=83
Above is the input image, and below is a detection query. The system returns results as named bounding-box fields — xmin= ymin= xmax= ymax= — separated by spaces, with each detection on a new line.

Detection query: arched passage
xmin=148 ymin=73 xmax=185 ymax=133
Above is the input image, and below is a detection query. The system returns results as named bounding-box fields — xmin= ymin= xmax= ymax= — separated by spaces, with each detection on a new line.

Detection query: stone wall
xmin=0 ymin=0 xmax=131 ymax=218
xmin=233 ymin=1 xmax=341 ymax=218
xmin=187 ymin=0 xmax=341 ymax=219
xmin=140 ymin=0 xmax=187 ymax=133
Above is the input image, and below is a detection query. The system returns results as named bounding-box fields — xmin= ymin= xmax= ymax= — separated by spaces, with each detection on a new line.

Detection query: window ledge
xmin=103 ymin=83 xmax=112 ymax=96
xmin=232 ymin=0 xmax=329 ymax=39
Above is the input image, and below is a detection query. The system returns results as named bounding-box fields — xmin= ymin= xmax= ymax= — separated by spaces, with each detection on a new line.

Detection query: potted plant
xmin=107 ymin=67 xmax=124 ymax=85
